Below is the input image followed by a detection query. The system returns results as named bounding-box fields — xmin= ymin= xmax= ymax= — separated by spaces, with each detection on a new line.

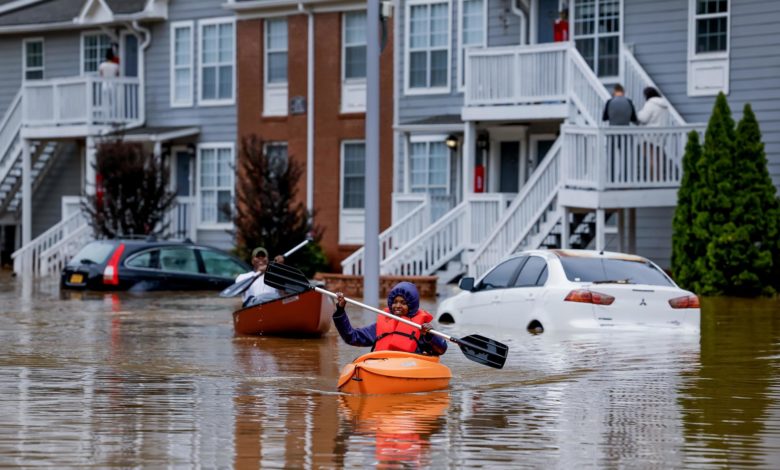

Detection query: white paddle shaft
xmin=283 ymin=238 xmax=311 ymax=257
xmin=313 ymin=286 xmax=454 ymax=342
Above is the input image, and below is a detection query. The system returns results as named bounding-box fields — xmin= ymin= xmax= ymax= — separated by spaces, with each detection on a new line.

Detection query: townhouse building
xmin=343 ymin=0 xmax=780 ymax=280
xmin=227 ymin=0 xmax=395 ymax=270
xmin=0 ymin=0 xmax=239 ymax=275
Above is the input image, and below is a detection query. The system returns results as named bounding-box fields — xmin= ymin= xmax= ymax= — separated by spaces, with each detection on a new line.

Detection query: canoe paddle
xmin=264 ymin=262 xmax=509 ymax=369
xmin=219 ymin=237 xmax=312 ymax=298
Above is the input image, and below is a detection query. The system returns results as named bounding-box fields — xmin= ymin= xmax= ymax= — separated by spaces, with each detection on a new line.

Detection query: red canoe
xmin=232 ymin=290 xmax=333 ymax=337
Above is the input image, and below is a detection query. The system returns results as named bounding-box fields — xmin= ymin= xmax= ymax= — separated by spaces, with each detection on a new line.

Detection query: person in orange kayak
xmin=333 ymin=282 xmax=447 ymax=355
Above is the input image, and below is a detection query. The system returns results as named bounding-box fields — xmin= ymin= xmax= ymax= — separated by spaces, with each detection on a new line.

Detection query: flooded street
xmin=1 ymin=276 xmax=779 ymax=468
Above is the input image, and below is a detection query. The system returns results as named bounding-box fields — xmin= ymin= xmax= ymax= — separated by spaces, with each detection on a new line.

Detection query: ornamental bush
xmin=671 ymin=131 xmax=703 ymax=291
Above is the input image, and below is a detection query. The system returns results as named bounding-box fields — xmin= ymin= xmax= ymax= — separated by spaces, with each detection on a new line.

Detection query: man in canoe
xmin=235 ymin=247 xmax=285 ymax=307
xmin=333 ymin=282 xmax=447 ymax=355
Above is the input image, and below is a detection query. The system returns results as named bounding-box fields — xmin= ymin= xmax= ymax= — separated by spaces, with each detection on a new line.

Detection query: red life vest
xmin=374 ymin=309 xmax=433 ymax=353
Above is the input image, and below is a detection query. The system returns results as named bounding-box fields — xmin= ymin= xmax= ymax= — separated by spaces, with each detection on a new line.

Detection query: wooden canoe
xmin=337 ymin=351 xmax=452 ymax=395
xmin=232 ymin=290 xmax=332 ymax=337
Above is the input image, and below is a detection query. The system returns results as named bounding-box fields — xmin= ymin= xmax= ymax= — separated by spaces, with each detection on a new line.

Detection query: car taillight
xmin=668 ymin=294 xmax=700 ymax=309
xmin=103 ymin=243 xmax=126 ymax=285
xmin=564 ymin=289 xmax=615 ymax=305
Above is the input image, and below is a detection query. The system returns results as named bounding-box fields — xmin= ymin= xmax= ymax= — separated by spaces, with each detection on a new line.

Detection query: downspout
xmin=132 ymin=20 xmax=152 ymax=125
xmin=298 ymin=2 xmax=314 ymax=213
xmin=510 ymin=0 xmax=529 ymax=45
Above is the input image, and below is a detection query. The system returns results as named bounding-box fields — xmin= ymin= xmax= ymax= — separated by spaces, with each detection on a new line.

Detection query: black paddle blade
xmin=453 ymin=334 xmax=509 ymax=369
xmin=264 ymin=262 xmax=312 ymax=294
xmin=219 ymin=273 xmax=259 ymax=298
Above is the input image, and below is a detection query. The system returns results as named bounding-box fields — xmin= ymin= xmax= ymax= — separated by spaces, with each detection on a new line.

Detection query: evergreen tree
xmin=671 ymin=131 xmax=703 ymax=291
xmin=232 ymin=135 xmax=328 ymax=277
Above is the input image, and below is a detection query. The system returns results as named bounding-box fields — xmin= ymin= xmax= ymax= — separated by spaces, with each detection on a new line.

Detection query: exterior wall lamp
xmin=445 ymin=134 xmax=459 ymax=150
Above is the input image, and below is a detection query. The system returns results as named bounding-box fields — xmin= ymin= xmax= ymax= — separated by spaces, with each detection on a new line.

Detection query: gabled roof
xmin=0 ymin=0 xmax=166 ymax=33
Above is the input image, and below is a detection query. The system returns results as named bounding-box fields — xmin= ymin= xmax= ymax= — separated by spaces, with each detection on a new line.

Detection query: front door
xmin=121 ymin=32 xmax=139 ymax=77
xmin=499 ymin=142 xmax=520 ymax=193
xmin=173 ymin=149 xmax=194 ymax=240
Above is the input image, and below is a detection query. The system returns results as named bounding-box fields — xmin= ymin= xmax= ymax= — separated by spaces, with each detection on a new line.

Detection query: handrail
xmin=622 ymin=45 xmax=685 ymax=126
xmin=469 ymin=137 xmax=563 ymax=278
xmin=0 ymin=91 xmax=23 ymax=182
xmin=567 ymin=46 xmax=611 ymax=125
xmin=12 ymin=208 xmax=88 ymax=276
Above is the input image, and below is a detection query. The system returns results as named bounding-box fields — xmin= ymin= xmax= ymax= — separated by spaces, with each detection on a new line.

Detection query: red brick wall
xmin=237 ymin=14 xmax=394 ymax=272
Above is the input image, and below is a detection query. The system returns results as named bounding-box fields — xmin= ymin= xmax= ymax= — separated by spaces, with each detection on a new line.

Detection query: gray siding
xmin=635 ymin=207 xmax=674 ymax=270
xmin=625 ymin=0 xmax=780 ymax=188
xmin=397 ymin=0 xmax=521 ymax=124
xmin=144 ymin=0 xmax=237 ymax=143
xmin=31 ymin=143 xmax=81 ymax=238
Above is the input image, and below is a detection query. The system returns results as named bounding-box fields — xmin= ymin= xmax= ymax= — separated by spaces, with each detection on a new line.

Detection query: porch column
xmin=628 ymin=208 xmax=637 ymax=254
xmin=560 ymin=206 xmax=569 ymax=249
xmin=595 ymin=208 xmax=605 ymax=252
xmin=462 ymin=121 xmax=475 ymax=201
xmin=85 ymin=136 xmax=97 ymax=196
xmin=618 ymin=209 xmax=626 ymax=252
xmin=21 ymin=138 xmax=32 ymax=245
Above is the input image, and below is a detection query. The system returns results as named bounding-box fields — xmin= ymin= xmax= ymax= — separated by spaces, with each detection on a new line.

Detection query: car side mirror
xmin=459 ymin=277 xmax=475 ymax=291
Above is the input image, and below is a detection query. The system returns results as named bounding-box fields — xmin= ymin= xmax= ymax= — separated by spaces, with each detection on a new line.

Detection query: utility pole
xmin=363 ymin=0 xmax=380 ymax=306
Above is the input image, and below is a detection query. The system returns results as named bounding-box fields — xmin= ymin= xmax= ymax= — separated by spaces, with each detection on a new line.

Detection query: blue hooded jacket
xmin=332 ymin=282 xmax=448 ymax=355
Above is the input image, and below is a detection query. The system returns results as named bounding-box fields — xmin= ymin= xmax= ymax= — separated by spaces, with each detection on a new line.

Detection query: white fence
xmin=22 ymin=77 xmax=143 ymax=128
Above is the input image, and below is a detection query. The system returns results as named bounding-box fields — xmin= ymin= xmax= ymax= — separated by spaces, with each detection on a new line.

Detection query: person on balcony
xmin=637 ymin=87 xmax=671 ymax=181
xmin=98 ymin=48 xmax=119 ymax=78
xmin=332 ymin=282 xmax=448 ymax=356
xmin=637 ymin=87 xmax=670 ymax=127
xmin=553 ymin=8 xmax=569 ymax=42
xmin=602 ymin=84 xmax=638 ymax=126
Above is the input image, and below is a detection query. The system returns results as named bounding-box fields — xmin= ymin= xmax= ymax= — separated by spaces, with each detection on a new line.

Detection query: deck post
xmin=595 ymin=208 xmax=605 ymax=252
xmin=85 ymin=136 xmax=96 ymax=196
xmin=21 ymin=138 xmax=31 ymax=246
xmin=560 ymin=206 xmax=569 ymax=249
xmin=463 ymin=121 xmax=475 ymax=201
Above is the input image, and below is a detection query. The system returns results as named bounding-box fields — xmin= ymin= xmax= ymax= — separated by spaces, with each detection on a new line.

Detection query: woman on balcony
xmin=637 ymin=87 xmax=671 ymax=182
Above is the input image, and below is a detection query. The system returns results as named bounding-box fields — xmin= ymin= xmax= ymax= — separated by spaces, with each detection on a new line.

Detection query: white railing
xmin=469 ymin=139 xmax=563 ymax=278
xmin=466 ymin=42 xmax=568 ymax=106
xmin=22 ymin=77 xmax=143 ymax=128
xmin=622 ymin=45 xmax=685 ymax=126
xmin=342 ymin=195 xmax=430 ymax=275
xmin=164 ymin=196 xmax=195 ymax=241
xmin=12 ymin=209 xmax=89 ymax=277
xmin=381 ymin=194 xmax=511 ymax=276
xmin=562 ymin=125 xmax=705 ymax=190
xmin=0 ymin=91 xmax=22 ymax=187
xmin=391 ymin=192 xmax=428 ymax=222
xmin=568 ymin=49 xmax=611 ymax=125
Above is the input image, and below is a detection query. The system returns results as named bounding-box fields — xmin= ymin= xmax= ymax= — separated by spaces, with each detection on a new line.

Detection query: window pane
xmin=175 ymin=69 xmax=191 ymax=101
xmin=203 ymin=25 xmax=218 ymax=64
xmin=25 ymin=70 xmax=43 ymax=80
xmin=159 ymin=248 xmax=199 ymax=274
xmin=696 ymin=17 xmax=728 ymax=53
xmin=345 ymin=45 xmax=366 ymax=79
xmin=575 ymin=38 xmax=595 ymax=69
xmin=559 ymin=257 xmax=674 ymax=286
xmin=267 ymin=19 xmax=288 ymax=50
xmin=218 ymin=65 xmax=232 ymax=99
xmin=514 ymin=257 xmax=546 ymax=287
xmin=697 ymin=0 xmax=728 ymax=15
xmin=345 ymin=11 xmax=367 ymax=44
xmin=430 ymin=50 xmax=448 ymax=87
xmin=202 ymin=67 xmax=216 ymax=99
xmin=174 ymin=27 xmax=191 ymax=66
xmin=430 ymin=3 xmax=448 ymax=47
xmin=410 ymin=51 xmax=427 ymax=88
xmin=219 ymin=23 xmax=233 ymax=62
xmin=463 ymin=0 xmax=484 ymax=46
xmin=597 ymin=36 xmax=619 ymax=76
xmin=481 ymin=257 xmax=525 ymax=289
xmin=217 ymin=190 xmax=232 ymax=223
xmin=410 ymin=5 xmax=428 ymax=49
xmin=126 ymin=251 xmax=156 ymax=269
xmin=201 ymin=149 xmax=215 ymax=187
xmin=268 ymin=52 xmax=288 ymax=83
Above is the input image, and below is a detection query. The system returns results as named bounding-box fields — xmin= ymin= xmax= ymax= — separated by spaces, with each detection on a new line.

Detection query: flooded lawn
xmin=0 ymin=276 xmax=779 ymax=467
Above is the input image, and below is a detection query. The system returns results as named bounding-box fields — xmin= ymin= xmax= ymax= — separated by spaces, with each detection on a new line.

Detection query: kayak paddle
xmin=264 ymin=262 xmax=509 ymax=369
xmin=219 ymin=237 xmax=312 ymax=298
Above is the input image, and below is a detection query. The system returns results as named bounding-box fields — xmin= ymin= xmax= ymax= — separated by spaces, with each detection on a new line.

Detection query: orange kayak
xmin=337 ymin=351 xmax=452 ymax=395
xmin=233 ymin=290 xmax=332 ymax=337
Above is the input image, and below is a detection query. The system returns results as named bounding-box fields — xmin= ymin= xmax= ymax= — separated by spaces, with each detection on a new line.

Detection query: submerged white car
xmin=437 ymin=249 xmax=700 ymax=333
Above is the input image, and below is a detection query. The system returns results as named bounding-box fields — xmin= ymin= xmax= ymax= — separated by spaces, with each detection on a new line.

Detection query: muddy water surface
xmin=0 ymin=276 xmax=779 ymax=468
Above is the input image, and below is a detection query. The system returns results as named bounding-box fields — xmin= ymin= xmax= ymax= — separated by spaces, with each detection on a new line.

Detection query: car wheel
xmin=437 ymin=313 xmax=455 ymax=324
xmin=527 ymin=320 xmax=544 ymax=334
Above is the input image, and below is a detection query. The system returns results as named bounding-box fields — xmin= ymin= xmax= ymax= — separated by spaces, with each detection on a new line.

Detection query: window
xmin=199 ymin=144 xmax=234 ymax=225
xmin=159 ymin=247 xmax=200 ymax=274
xmin=265 ymin=142 xmax=288 ymax=176
xmin=126 ymin=250 xmax=158 ymax=269
xmin=480 ymin=257 xmax=525 ymax=290
xmin=200 ymin=249 xmax=246 ymax=278
xmin=171 ymin=21 xmax=194 ymax=107
xmin=342 ymin=142 xmax=366 ymax=210
xmin=82 ymin=33 xmax=112 ymax=74
xmin=342 ymin=11 xmax=367 ymax=112
xmin=199 ymin=19 xmax=234 ymax=104
xmin=264 ymin=18 xmax=288 ymax=115
xmin=687 ymin=0 xmax=730 ymax=96
xmin=23 ymin=39 xmax=44 ymax=80
xmin=694 ymin=0 xmax=728 ymax=53
xmin=406 ymin=0 xmax=451 ymax=93
xmin=409 ymin=139 xmax=449 ymax=194
xmin=458 ymin=0 xmax=485 ymax=89
xmin=558 ymin=257 xmax=674 ymax=286
xmin=573 ymin=0 xmax=620 ymax=78
xmin=514 ymin=257 xmax=547 ymax=287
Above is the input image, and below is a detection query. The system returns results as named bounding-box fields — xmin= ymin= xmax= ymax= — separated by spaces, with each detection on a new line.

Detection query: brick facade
xmin=236 ymin=13 xmax=394 ymax=272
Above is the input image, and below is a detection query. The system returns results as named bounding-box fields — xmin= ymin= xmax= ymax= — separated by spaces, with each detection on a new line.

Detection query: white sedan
xmin=437 ymin=249 xmax=700 ymax=333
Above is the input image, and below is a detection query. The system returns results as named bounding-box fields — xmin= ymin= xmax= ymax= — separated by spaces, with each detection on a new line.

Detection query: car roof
xmin=517 ymin=249 xmax=651 ymax=263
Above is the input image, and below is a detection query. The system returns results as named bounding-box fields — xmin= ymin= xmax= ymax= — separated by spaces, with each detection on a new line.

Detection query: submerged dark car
xmin=61 ymin=239 xmax=251 ymax=291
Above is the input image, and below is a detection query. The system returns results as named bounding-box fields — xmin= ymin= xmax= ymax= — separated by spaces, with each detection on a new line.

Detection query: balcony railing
xmin=22 ymin=77 xmax=143 ymax=128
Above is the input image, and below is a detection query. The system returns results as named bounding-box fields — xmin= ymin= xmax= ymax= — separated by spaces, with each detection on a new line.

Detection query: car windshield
xmin=68 ymin=241 xmax=116 ymax=266
xmin=558 ymin=256 xmax=674 ymax=287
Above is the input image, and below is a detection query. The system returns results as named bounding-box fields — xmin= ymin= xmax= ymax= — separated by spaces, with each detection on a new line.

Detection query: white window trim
xmin=22 ymin=37 xmax=44 ymax=81
xmin=170 ymin=20 xmax=194 ymax=108
xmin=687 ymin=0 xmax=730 ymax=96
xmin=571 ymin=0 xmax=623 ymax=81
xmin=80 ymin=30 xmax=112 ymax=76
xmin=196 ymin=142 xmax=235 ymax=229
xmin=406 ymin=134 xmax=451 ymax=194
xmin=456 ymin=0 xmax=486 ymax=92
xmin=197 ymin=17 xmax=236 ymax=107
xmin=263 ymin=17 xmax=289 ymax=117
xmin=340 ymin=140 xmax=366 ymax=212
xmin=404 ymin=0 xmax=452 ymax=96
xmin=341 ymin=10 xmax=367 ymax=113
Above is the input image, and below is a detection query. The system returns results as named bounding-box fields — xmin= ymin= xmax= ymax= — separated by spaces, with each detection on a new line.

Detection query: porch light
xmin=445 ymin=134 xmax=459 ymax=149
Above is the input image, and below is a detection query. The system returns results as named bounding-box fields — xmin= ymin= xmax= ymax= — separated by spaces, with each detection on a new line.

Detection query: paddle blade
xmin=219 ymin=274 xmax=258 ymax=298
xmin=265 ymin=262 xmax=312 ymax=294
xmin=453 ymin=334 xmax=509 ymax=369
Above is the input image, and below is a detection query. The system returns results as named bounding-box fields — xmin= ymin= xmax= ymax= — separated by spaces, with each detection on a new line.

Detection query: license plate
xmin=69 ymin=273 xmax=84 ymax=284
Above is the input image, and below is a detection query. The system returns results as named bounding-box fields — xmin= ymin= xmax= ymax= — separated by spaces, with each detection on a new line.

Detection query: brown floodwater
xmin=0 ymin=275 xmax=779 ymax=468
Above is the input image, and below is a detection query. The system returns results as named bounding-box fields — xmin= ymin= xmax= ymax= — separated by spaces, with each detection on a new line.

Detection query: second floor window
xmin=200 ymin=20 xmax=234 ymax=103
xmin=573 ymin=0 xmax=620 ymax=78
xmin=695 ymin=0 xmax=728 ymax=53
xmin=82 ymin=33 xmax=111 ymax=74
xmin=171 ymin=22 xmax=193 ymax=106
xmin=342 ymin=142 xmax=366 ymax=210
xmin=23 ymin=39 xmax=44 ymax=80
xmin=407 ymin=0 xmax=450 ymax=92
xmin=343 ymin=11 xmax=367 ymax=80
xmin=266 ymin=19 xmax=288 ymax=84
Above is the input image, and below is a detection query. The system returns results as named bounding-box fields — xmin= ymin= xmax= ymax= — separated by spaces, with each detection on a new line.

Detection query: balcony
xmin=21 ymin=76 xmax=144 ymax=138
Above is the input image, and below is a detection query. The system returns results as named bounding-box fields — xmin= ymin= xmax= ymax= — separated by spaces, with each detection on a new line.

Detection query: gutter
xmin=298 ymin=2 xmax=315 ymax=212
xmin=132 ymin=20 xmax=153 ymax=126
